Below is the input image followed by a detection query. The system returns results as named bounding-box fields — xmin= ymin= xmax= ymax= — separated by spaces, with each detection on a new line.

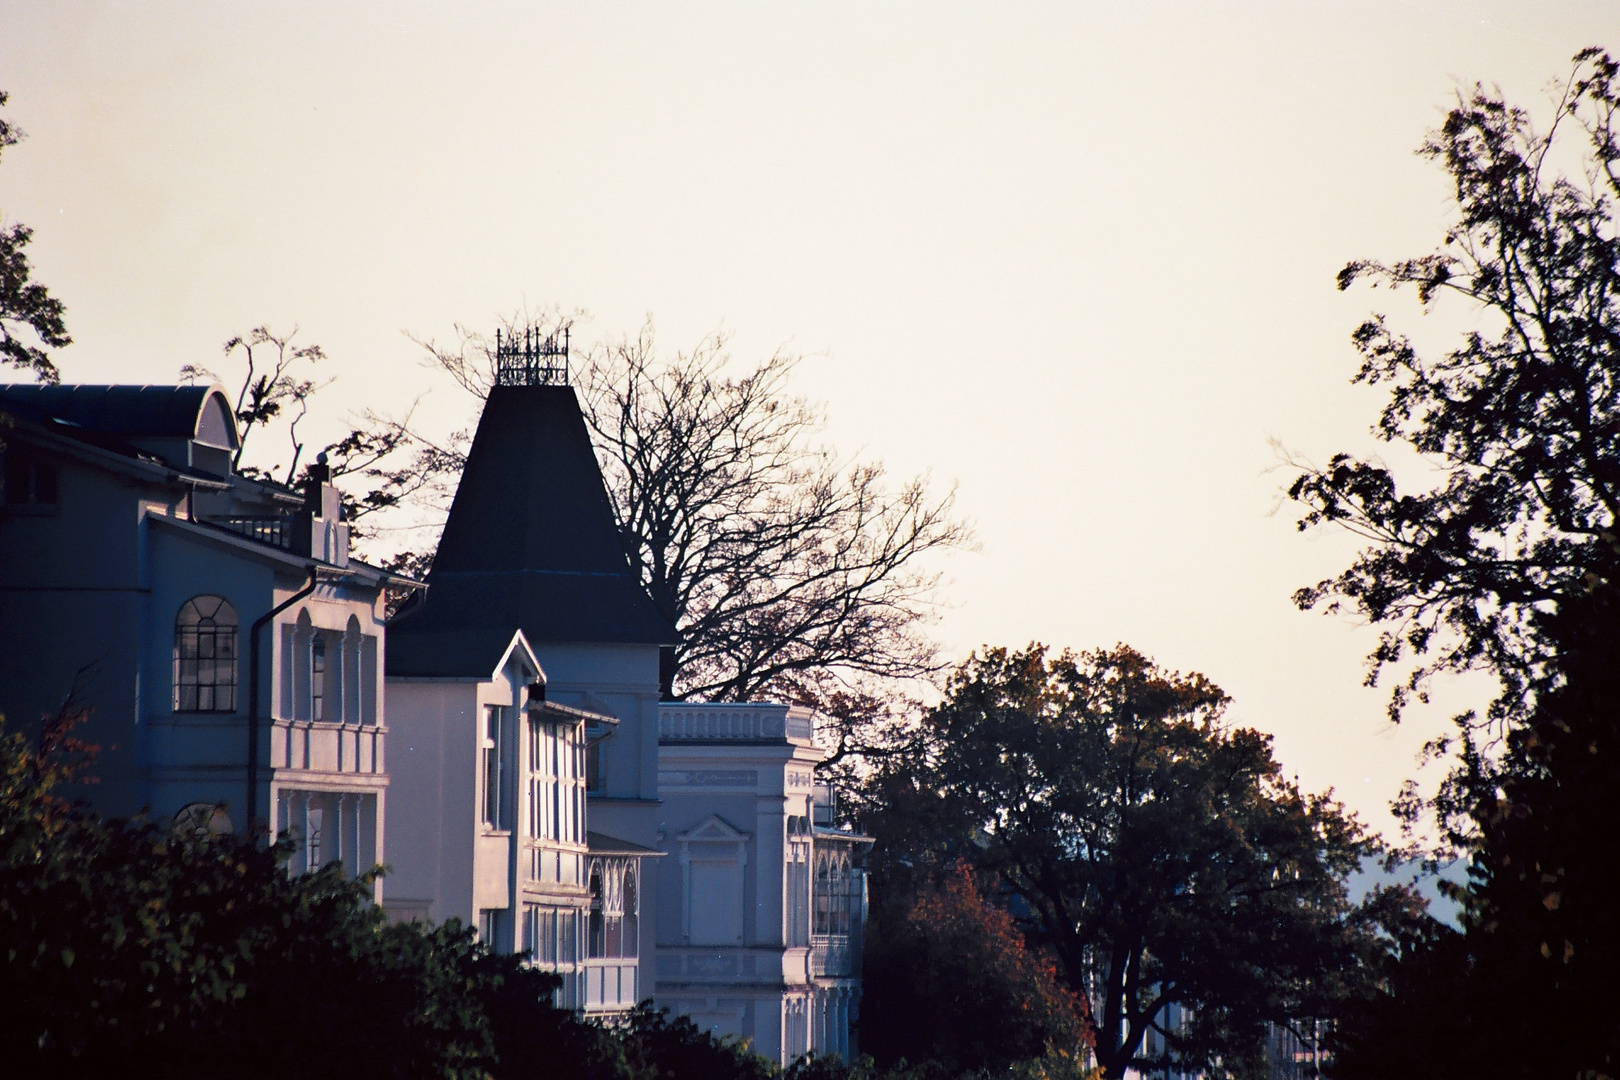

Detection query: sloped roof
xmin=387 ymin=384 xmax=676 ymax=677
xmin=0 ymin=384 xmax=239 ymax=448
xmin=586 ymin=831 xmax=665 ymax=857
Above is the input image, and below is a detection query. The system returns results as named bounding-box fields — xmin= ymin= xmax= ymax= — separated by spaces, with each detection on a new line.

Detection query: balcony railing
xmin=272 ymin=719 xmax=384 ymax=775
xmin=658 ymin=703 xmax=816 ymax=744
xmin=207 ymin=515 xmax=293 ymax=549
xmin=810 ymin=935 xmax=854 ymax=977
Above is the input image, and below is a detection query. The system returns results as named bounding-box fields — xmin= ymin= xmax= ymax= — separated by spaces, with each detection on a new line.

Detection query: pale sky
xmin=3 ymin=2 xmax=1613 ymax=839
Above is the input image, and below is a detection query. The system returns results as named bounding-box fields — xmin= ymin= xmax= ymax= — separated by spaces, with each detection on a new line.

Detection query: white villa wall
xmin=384 ymin=679 xmax=479 ymax=925
xmin=652 ymin=703 xmax=861 ymax=1066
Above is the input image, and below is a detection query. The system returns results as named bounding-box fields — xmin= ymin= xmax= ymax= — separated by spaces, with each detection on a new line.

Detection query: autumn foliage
xmin=861 ymin=862 xmax=1094 ymax=1076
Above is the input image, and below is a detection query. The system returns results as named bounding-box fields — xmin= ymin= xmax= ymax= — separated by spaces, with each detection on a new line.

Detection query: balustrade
xmin=271 ymin=718 xmax=384 ymax=774
xmin=658 ymin=702 xmax=816 ymax=743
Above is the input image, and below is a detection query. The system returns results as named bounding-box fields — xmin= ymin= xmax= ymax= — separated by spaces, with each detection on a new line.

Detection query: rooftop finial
xmin=494 ymin=324 xmax=570 ymax=387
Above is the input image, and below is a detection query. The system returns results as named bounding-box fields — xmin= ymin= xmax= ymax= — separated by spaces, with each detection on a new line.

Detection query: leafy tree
xmin=1288 ymin=47 xmax=1620 ymax=738
xmin=861 ymin=861 xmax=1094 ymax=1076
xmin=0 ymin=91 xmax=70 ymax=384
xmin=1332 ymin=585 xmax=1620 ymax=1080
xmin=1326 ymin=884 xmax=1478 ymax=1080
xmin=865 ymin=646 xmax=1373 ymax=1080
xmin=1290 ymin=47 xmax=1620 ymax=1080
xmin=0 ymin=710 xmax=506 ymax=1079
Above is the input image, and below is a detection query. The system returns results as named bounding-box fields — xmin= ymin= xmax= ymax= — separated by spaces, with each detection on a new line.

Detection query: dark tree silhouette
xmin=0 ymin=92 xmax=70 ymax=384
xmin=864 ymin=645 xmax=1373 ymax=1080
xmin=1288 ymin=48 xmax=1620 ymax=737
xmin=1294 ymin=48 xmax=1620 ymax=1080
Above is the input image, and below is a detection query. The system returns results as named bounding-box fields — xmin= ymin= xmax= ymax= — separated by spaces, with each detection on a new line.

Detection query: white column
xmin=298 ymin=792 xmax=312 ymax=875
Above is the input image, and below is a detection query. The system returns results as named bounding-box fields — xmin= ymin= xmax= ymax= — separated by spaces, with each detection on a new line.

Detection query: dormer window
xmin=174 ymin=596 xmax=239 ymax=712
xmin=194 ymin=390 xmax=239 ymax=451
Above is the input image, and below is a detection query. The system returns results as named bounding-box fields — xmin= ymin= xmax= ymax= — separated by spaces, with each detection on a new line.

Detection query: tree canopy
xmin=1289 ymin=47 xmax=1620 ymax=733
xmin=1293 ymin=47 xmax=1620 ymax=1080
xmin=862 ymin=645 xmax=1373 ymax=1080
xmin=0 ymin=91 xmax=70 ymax=384
xmin=860 ymin=861 xmax=1094 ymax=1077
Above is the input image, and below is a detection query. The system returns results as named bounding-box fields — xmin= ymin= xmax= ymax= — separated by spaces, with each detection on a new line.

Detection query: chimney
xmin=293 ymin=452 xmax=350 ymax=566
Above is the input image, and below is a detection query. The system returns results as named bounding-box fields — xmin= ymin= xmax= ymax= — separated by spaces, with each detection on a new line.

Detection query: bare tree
xmin=416 ymin=317 xmax=974 ymax=715
xmin=578 ymin=325 xmax=972 ymax=702
xmin=182 ymin=327 xmax=457 ymax=576
xmin=181 ymin=326 xmax=328 ymax=482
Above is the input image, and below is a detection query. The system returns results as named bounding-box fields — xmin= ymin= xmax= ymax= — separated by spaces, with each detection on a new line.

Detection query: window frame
xmin=173 ymin=595 xmax=240 ymax=713
xmin=482 ymin=705 xmax=510 ymax=831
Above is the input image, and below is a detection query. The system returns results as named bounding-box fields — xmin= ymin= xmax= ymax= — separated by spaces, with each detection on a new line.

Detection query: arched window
xmin=622 ymin=867 xmax=638 ymax=956
xmin=311 ymin=633 xmax=327 ymax=721
xmin=586 ymin=858 xmax=640 ymax=960
xmin=174 ymin=596 xmax=238 ymax=712
xmin=588 ymin=866 xmax=605 ymax=957
xmin=173 ymin=802 xmax=233 ymax=840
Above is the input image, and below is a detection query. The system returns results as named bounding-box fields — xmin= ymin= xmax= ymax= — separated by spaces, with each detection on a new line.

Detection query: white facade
xmin=529 ymin=638 xmax=667 ymax=1013
xmin=386 ymin=634 xmax=657 ymax=1014
xmin=0 ymin=384 xmax=404 ymax=885
xmin=654 ymin=702 xmax=868 ymax=1065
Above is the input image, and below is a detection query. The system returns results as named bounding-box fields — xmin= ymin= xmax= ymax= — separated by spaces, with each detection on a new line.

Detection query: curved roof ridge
xmin=0 ymin=383 xmax=239 ymax=447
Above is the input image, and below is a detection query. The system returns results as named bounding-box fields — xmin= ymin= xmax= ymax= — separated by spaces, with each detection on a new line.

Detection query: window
xmin=483 ymin=706 xmax=510 ymax=830
xmin=587 ymin=858 xmax=639 ymax=959
xmin=3 ymin=449 xmax=58 ymax=506
xmin=814 ymin=847 xmax=857 ymax=937
xmin=174 ymin=596 xmax=239 ymax=712
xmin=586 ymin=736 xmax=604 ymax=793
xmin=528 ymin=715 xmax=546 ymax=840
xmin=526 ymin=905 xmax=580 ymax=965
xmin=173 ymin=802 xmax=233 ymax=840
xmin=306 ymin=807 xmax=325 ymax=868
xmin=786 ymin=839 xmax=810 ymax=947
xmin=311 ymin=634 xmax=327 ymax=721
xmin=528 ymin=717 xmax=584 ymax=844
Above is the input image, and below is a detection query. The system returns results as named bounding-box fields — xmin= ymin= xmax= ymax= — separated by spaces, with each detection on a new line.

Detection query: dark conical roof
xmin=387 ymin=384 xmax=676 ymax=677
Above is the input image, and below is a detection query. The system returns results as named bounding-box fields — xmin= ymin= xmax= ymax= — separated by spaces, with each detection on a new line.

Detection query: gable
xmin=677 ymin=814 xmax=750 ymax=844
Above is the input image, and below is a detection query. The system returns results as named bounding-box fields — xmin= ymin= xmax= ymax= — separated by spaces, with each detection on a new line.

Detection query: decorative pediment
xmin=677 ymin=814 xmax=749 ymax=844
xmin=494 ymin=630 xmax=544 ymax=683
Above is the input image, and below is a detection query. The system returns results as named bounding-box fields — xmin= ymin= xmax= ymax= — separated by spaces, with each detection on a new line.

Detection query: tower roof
xmin=387 ymin=384 xmax=676 ymax=677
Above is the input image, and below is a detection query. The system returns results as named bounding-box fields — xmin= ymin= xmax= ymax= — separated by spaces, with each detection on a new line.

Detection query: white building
xmin=384 ymin=358 xmax=673 ymax=1014
xmin=381 ymin=347 xmax=870 ymax=1056
xmin=0 ymin=384 xmax=411 ymax=882
xmin=655 ymin=702 xmax=869 ymax=1064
